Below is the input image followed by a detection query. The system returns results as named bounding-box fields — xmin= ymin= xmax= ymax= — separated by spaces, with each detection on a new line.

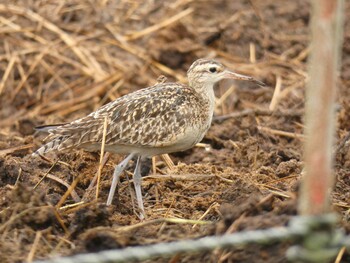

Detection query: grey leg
xmin=133 ymin=156 xmax=145 ymax=219
xmin=106 ymin=153 xmax=135 ymax=206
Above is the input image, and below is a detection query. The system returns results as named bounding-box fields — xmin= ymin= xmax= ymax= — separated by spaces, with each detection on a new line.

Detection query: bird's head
xmin=187 ymin=59 xmax=264 ymax=90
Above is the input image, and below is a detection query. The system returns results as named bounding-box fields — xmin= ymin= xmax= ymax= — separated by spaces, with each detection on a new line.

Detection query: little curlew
xmin=33 ymin=58 xmax=264 ymax=219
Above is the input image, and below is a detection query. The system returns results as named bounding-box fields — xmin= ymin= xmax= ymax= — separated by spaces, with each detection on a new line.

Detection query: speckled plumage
xmin=34 ymin=58 xmax=263 ymax=219
xmin=36 ymin=83 xmax=211 ymax=156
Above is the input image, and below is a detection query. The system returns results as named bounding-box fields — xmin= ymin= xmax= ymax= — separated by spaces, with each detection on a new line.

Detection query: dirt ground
xmin=0 ymin=0 xmax=349 ymax=262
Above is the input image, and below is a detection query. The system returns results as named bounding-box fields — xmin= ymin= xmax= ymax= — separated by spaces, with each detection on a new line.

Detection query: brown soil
xmin=0 ymin=0 xmax=349 ymax=262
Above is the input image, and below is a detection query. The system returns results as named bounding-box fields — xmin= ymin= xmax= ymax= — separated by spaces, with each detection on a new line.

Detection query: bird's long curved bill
xmin=224 ymin=70 xmax=265 ymax=86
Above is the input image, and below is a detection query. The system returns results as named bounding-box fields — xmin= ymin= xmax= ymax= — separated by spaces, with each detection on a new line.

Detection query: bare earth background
xmin=0 ymin=0 xmax=349 ymax=262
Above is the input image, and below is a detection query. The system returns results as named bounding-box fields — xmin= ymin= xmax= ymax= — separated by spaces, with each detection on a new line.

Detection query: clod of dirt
xmin=0 ymin=157 xmax=20 ymax=186
xmin=79 ymin=227 xmax=129 ymax=252
xmin=220 ymin=178 xmax=261 ymax=204
xmin=216 ymin=196 xmax=263 ymax=234
xmin=69 ymin=203 xmax=112 ymax=237
xmin=275 ymin=159 xmax=301 ymax=178
xmin=149 ymin=26 xmax=198 ymax=69
xmin=16 ymin=118 xmax=36 ymax=136
xmin=274 ymin=200 xmax=297 ymax=216
xmin=1 ymin=184 xmax=56 ymax=230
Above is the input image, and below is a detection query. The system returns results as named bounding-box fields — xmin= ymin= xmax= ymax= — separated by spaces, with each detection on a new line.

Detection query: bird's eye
xmin=209 ymin=67 xmax=217 ymax=73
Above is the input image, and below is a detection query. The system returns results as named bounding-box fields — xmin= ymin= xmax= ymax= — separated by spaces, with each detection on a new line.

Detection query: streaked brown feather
xmin=35 ymin=83 xmax=210 ymax=154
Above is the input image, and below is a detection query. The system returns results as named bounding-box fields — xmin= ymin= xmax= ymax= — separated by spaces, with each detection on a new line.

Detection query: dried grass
xmin=1 ymin=1 xmax=346 ymax=262
xmin=0 ymin=0 xmax=306 ymax=126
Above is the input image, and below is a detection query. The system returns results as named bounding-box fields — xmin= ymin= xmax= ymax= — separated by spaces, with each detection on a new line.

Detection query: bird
xmin=33 ymin=58 xmax=264 ymax=219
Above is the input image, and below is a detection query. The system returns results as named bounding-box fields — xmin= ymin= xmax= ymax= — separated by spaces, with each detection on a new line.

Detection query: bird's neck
xmin=189 ymin=82 xmax=216 ymax=118
xmin=190 ymin=81 xmax=216 ymax=105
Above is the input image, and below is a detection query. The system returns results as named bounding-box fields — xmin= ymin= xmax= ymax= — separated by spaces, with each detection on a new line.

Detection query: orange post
xmin=299 ymin=0 xmax=344 ymax=215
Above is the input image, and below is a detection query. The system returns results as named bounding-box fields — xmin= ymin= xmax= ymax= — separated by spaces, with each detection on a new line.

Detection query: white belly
xmin=79 ymin=121 xmax=211 ymax=157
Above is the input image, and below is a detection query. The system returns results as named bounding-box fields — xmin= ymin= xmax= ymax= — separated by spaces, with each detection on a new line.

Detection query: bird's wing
xmin=45 ymin=83 xmax=204 ymax=150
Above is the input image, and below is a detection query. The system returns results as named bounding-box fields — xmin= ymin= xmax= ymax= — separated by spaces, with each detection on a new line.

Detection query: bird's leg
xmin=133 ymin=156 xmax=145 ymax=219
xmin=106 ymin=153 xmax=135 ymax=206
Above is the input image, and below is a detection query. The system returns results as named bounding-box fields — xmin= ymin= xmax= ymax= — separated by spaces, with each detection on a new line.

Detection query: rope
xmin=35 ymin=214 xmax=349 ymax=263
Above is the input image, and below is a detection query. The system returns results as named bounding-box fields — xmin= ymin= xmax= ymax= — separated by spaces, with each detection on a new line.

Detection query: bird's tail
xmin=32 ymin=136 xmax=65 ymax=157
xmin=35 ymin=123 xmax=66 ymax=132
